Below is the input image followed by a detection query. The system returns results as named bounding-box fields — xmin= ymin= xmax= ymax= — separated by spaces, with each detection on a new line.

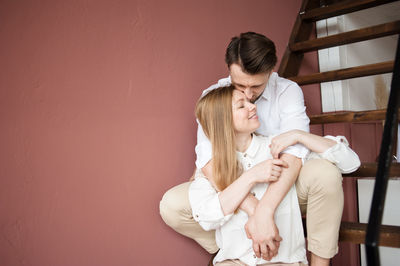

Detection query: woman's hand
xmin=270 ymin=130 xmax=303 ymax=159
xmin=246 ymin=159 xmax=288 ymax=183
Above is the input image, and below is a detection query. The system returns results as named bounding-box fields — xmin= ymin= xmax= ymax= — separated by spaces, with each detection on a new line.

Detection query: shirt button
xmin=195 ymin=214 xmax=199 ymax=218
xmin=244 ymin=153 xmax=247 ymax=157
xmin=248 ymin=163 xmax=251 ymax=168
xmin=253 ymin=254 xmax=256 ymax=258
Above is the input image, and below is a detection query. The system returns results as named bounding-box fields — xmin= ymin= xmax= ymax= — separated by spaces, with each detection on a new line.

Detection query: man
xmin=160 ymin=32 xmax=343 ymax=266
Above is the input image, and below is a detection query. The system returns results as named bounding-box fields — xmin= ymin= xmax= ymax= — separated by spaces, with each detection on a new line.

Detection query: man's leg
xmin=296 ymin=159 xmax=344 ymax=266
xmin=159 ymin=181 xmax=218 ymax=254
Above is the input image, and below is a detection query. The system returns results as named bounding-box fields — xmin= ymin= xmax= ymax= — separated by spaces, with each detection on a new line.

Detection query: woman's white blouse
xmin=189 ymin=134 xmax=360 ymax=266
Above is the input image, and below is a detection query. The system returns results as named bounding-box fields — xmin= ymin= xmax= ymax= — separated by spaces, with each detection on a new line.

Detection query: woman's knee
xmin=159 ymin=182 xmax=192 ymax=228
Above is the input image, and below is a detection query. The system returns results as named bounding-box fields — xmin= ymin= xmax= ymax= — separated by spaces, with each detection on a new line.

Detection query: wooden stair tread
xmin=290 ymin=20 xmax=400 ymax=53
xmin=309 ymin=109 xmax=396 ymax=124
xmin=289 ymin=61 xmax=394 ymax=85
xmin=301 ymin=0 xmax=399 ymax=22
xmin=344 ymin=162 xmax=400 ymax=177
xmin=339 ymin=221 xmax=400 ymax=248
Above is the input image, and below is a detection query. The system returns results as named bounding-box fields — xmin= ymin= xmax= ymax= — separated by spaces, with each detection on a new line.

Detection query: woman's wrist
xmin=255 ymin=203 xmax=275 ymax=219
xmin=242 ymin=171 xmax=258 ymax=186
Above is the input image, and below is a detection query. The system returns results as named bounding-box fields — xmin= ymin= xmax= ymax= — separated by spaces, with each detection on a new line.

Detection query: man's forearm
xmin=255 ymin=153 xmax=301 ymax=216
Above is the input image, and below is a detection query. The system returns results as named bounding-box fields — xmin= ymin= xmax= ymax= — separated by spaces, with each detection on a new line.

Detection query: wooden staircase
xmin=278 ymin=0 xmax=400 ymax=264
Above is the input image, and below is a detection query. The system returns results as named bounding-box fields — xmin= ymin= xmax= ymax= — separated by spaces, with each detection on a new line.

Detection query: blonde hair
xmin=195 ymin=85 xmax=241 ymax=191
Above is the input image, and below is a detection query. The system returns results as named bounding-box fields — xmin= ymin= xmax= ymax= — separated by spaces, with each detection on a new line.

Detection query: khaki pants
xmin=159 ymin=159 xmax=343 ymax=259
xmin=215 ymin=260 xmax=307 ymax=266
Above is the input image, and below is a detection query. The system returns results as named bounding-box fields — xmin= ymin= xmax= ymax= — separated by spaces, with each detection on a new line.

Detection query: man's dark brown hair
xmin=225 ymin=32 xmax=277 ymax=74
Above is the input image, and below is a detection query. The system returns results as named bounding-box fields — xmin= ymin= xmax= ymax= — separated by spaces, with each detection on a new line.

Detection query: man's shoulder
xmin=201 ymin=76 xmax=231 ymax=97
xmin=270 ymin=72 xmax=300 ymax=91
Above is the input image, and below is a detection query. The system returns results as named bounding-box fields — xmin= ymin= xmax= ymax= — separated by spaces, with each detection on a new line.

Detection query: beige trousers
xmin=215 ymin=260 xmax=307 ymax=266
xmin=159 ymin=159 xmax=344 ymax=259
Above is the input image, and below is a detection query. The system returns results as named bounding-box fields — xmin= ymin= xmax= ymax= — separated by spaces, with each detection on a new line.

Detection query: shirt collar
xmin=257 ymin=72 xmax=277 ymax=102
xmin=237 ymin=134 xmax=262 ymax=158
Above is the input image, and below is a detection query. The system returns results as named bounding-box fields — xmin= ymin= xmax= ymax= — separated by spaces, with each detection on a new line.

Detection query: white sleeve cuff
xmin=282 ymin=143 xmax=309 ymax=159
xmin=189 ymin=176 xmax=233 ymax=231
xmin=319 ymin=136 xmax=361 ymax=174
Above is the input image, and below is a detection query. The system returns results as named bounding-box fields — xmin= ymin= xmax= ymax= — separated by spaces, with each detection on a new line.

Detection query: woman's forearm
xmin=239 ymin=193 xmax=259 ymax=216
xmin=202 ymin=158 xmax=285 ymax=216
xmin=202 ymin=160 xmax=257 ymax=216
xmin=218 ymin=171 xmax=256 ymax=215
xmin=256 ymin=154 xmax=301 ymax=216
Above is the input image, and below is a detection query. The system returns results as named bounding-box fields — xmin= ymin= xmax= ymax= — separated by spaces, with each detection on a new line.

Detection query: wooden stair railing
xmin=365 ymin=31 xmax=400 ymax=265
xmin=278 ymin=0 xmax=400 ymax=264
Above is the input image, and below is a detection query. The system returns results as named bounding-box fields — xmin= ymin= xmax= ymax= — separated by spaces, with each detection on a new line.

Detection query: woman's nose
xmin=248 ymin=102 xmax=256 ymax=111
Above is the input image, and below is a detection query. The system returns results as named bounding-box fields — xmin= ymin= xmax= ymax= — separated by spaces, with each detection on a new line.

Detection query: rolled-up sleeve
xmin=188 ymin=176 xmax=233 ymax=231
xmin=278 ymin=83 xmax=310 ymax=158
xmin=319 ymin=136 xmax=361 ymax=174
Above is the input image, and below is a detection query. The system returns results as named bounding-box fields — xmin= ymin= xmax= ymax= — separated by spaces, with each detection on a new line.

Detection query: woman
xmin=189 ymin=85 xmax=360 ymax=266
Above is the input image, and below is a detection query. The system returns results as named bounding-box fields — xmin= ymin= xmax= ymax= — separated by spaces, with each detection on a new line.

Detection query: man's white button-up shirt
xmin=195 ymin=73 xmax=310 ymax=169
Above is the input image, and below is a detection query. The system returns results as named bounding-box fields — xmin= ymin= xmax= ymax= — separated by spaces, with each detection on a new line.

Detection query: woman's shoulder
xmin=253 ymin=133 xmax=270 ymax=141
xmin=254 ymin=133 xmax=273 ymax=145
xmin=190 ymin=169 xmax=218 ymax=192
xmin=251 ymin=134 xmax=273 ymax=158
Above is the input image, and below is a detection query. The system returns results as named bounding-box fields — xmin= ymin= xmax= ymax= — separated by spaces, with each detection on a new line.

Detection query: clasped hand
xmin=245 ymin=212 xmax=282 ymax=261
xmin=270 ymin=130 xmax=301 ymax=159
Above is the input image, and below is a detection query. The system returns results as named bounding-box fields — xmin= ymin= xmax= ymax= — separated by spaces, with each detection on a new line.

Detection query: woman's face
xmin=232 ymin=89 xmax=260 ymax=134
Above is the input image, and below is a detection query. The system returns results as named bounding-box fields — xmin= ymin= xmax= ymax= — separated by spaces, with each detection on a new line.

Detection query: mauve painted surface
xmin=0 ymin=1 xmax=318 ymax=265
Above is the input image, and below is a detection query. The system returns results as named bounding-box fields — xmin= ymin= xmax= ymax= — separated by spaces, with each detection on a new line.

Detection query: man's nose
xmin=243 ymin=88 xmax=253 ymax=100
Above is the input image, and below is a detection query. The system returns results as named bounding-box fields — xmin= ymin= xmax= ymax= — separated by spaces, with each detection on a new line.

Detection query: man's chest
xmin=255 ymin=100 xmax=280 ymax=136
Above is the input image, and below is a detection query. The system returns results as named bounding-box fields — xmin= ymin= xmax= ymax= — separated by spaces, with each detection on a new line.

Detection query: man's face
xmin=229 ymin=63 xmax=270 ymax=103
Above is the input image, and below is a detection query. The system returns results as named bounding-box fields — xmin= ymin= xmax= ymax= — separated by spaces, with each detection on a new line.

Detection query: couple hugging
xmin=160 ymin=32 xmax=360 ymax=266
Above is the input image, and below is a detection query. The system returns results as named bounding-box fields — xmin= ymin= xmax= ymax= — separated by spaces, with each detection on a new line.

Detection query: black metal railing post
xmin=365 ymin=36 xmax=400 ymax=266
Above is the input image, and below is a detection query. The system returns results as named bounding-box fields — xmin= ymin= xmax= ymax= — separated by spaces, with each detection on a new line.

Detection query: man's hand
xmin=245 ymin=212 xmax=282 ymax=261
xmin=270 ymin=130 xmax=302 ymax=159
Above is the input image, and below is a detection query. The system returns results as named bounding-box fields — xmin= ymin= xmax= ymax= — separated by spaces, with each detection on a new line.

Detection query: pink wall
xmin=0 ymin=1 xmax=311 ymax=265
